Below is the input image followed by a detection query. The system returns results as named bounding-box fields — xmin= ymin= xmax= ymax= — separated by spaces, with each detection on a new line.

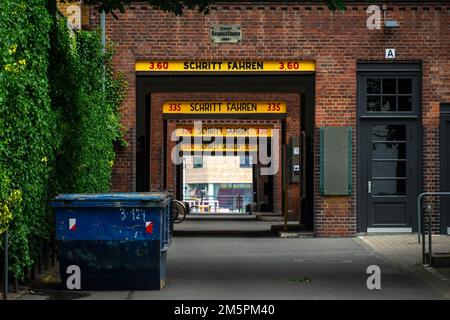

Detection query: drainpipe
xmin=101 ymin=9 xmax=106 ymax=91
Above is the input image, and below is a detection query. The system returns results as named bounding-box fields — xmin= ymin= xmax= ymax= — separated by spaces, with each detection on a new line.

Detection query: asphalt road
xmin=19 ymin=236 xmax=440 ymax=300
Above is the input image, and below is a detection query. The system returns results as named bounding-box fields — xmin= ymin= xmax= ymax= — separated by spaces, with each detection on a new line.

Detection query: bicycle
xmin=172 ymin=200 xmax=188 ymax=223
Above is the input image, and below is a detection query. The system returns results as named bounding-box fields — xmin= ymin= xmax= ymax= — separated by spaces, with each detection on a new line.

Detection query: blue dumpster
xmin=52 ymin=192 xmax=173 ymax=290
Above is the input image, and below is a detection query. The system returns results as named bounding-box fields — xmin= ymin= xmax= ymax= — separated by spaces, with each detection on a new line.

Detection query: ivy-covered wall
xmin=0 ymin=0 xmax=126 ymax=279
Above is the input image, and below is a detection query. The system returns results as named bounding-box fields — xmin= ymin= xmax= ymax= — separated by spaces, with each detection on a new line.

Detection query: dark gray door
xmin=357 ymin=64 xmax=421 ymax=232
xmin=361 ymin=120 xmax=418 ymax=230
xmin=440 ymin=109 xmax=450 ymax=234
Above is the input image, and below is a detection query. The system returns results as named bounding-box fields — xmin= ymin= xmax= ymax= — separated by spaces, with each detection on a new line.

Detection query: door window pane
xmin=367 ymin=78 xmax=381 ymax=94
xmin=398 ymin=96 xmax=412 ymax=111
xmin=382 ymin=78 xmax=396 ymax=94
xmin=372 ymin=161 xmax=406 ymax=178
xmin=382 ymin=96 xmax=397 ymax=111
xmin=372 ymin=125 xmax=406 ymax=141
xmin=398 ymin=79 xmax=412 ymax=94
xmin=373 ymin=143 xmax=406 ymax=160
xmin=373 ymin=179 xmax=406 ymax=196
xmin=367 ymin=96 xmax=381 ymax=111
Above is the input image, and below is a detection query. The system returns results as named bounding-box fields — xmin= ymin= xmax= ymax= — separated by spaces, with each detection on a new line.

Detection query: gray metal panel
xmin=291 ymin=136 xmax=300 ymax=183
xmin=322 ymin=127 xmax=350 ymax=195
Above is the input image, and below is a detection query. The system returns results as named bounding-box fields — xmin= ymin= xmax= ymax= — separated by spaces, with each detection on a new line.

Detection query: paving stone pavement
xmin=358 ymin=234 xmax=450 ymax=299
xmin=16 ymin=236 xmax=442 ymax=300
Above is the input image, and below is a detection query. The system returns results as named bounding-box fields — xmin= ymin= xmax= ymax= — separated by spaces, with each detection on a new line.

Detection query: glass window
xmin=373 ymin=179 xmax=406 ymax=196
xmin=373 ymin=143 xmax=406 ymax=160
xmin=382 ymin=96 xmax=396 ymax=111
xmin=365 ymin=77 xmax=414 ymax=113
xmin=367 ymin=78 xmax=381 ymax=94
xmin=193 ymin=157 xmax=203 ymax=168
xmin=382 ymin=78 xmax=396 ymax=94
xmin=367 ymin=96 xmax=381 ymax=112
xmin=372 ymin=161 xmax=406 ymax=178
xmin=240 ymin=156 xmax=252 ymax=168
xmin=398 ymin=96 xmax=412 ymax=111
xmin=372 ymin=125 xmax=406 ymax=141
xmin=398 ymin=79 xmax=412 ymax=94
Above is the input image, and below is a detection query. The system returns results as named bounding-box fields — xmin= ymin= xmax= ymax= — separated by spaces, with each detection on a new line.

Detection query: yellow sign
xmin=179 ymin=143 xmax=258 ymax=152
xmin=176 ymin=125 xmax=273 ymax=137
xmin=164 ymin=101 xmax=286 ymax=114
xmin=136 ymin=60 xmax=315 ymax=72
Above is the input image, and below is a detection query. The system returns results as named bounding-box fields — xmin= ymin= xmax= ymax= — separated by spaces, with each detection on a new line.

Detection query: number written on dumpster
xmin=120 ymin=208 xmax=146 ymax=222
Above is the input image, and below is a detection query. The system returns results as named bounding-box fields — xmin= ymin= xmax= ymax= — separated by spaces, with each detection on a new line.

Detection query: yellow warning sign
xmin=175 ymin=125 xmax=273 ymax=137
xmin=164 ymin=101 xmax=286 ymax=114
xmin=135 ymin=61 xmax=315 ymax=72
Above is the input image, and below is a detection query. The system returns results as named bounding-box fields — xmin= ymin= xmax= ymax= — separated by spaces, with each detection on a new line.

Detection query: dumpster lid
xmin=52 ymin=192 xmax=172 ymax=207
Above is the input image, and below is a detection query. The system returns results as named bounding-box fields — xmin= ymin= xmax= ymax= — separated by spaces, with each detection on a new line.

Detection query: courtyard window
xmin=240 ymin=155 xmax=252 ymax=168
xmin=193 ymin=157 xmax=203 ymax=168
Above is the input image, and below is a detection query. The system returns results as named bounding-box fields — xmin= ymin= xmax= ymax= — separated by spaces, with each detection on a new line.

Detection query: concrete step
xmin=270 ymin=223 xmax=310 ymax=232
xmin=173 ymin=229 xmax=275 ymax=237
xmin=185 ymin=214 xmax=257 ymax=221
xmin=256 ymin=215 xmax=284 ymax=221
xmin=278 ymin=231 xmax=315 ymax=238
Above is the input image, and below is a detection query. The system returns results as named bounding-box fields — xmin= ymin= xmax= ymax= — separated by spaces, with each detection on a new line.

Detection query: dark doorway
xmin=357 ymin=63 xmax=421 ymax=232
xmin=360 ymin=120 xmax=418 ymax=230
xmin=136 ymin=74 xmax=315 ymax=229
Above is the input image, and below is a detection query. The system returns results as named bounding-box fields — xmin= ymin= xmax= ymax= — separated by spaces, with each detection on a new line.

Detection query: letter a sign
xmin=385 ymin=48 xmax=396 ymax=59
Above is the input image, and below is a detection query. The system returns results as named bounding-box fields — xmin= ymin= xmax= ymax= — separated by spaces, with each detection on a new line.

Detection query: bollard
xmin=51 ymin=236 xmax=56 ymax=267
xmin=43 ymin=241 xmax=48 ymax=271
xmin=31 ymin=264 xmax=36 ymax=281
xmin=427 ymin=205 xmax=433 ymax=265
xmin=37 ymin=253 xmax=42 ymax=274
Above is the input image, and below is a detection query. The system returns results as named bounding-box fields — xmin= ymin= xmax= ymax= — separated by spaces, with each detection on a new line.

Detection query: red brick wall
xmin=90 ymin=3 xmax=450 ymax=236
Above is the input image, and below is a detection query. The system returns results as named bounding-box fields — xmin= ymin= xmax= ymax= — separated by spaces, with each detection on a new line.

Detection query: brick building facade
xmin=88 ymin=1 xmax=450 ymax=236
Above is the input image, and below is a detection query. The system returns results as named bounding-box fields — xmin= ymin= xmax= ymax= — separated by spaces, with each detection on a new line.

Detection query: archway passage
xmin=136 ymin=75 xmax=315 ymax=231
xmin=171 ymin=121 xmax=279 ymax=215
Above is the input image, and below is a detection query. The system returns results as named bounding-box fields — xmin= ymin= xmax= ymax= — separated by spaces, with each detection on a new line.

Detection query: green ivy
xmin=0 ymin=169 xmax=22 ymax=235
xmin=0 ymin=0 xmax=55 ymax=278
xmin=0 ymin=0 xmax=127 ymax=279
xmin=49 ymin=17 xmax=127 ymax=194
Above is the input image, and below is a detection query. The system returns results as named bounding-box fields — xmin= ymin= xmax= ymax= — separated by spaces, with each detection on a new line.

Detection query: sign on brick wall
xmin=135 ymin=61 xmax=315 ymax=72
xmin=163 ymin=101 xmax=287 ymax=114
xmin=179 ymin=144 xmax=258 ymax=152
xmin=175 ymin=125 xmax=274 ymax=137
xmin=211 ymin=24 xmax=242 ymax=43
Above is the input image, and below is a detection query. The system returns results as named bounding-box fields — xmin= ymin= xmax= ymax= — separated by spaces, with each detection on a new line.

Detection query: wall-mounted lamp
xmin=383 ymin=5 xmax=399 ymax=29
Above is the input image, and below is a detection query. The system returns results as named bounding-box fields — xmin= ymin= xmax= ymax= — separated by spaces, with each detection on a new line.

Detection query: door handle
xmin=368 ymin=181 xmax=372 ymax=194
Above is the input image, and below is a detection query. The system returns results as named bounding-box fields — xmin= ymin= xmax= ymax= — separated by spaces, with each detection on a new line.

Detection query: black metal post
xmin=418 ymin=192 xmax=450 ymax=264
xmin=37 ymin=251 xmax=42 ymax=274
xmin=3 ymin=231 xmax=8 ymax=300
xmin=13 ymin=276 xmax=17 ymax=293
xmin=428 ymin=205 xmax=433 ymax=265
xmin=51 ymin=235 xmax=56 ymax=267
xmin=422 ymin=206 xmax=426 ymax=264
xmin=31 ymin=264 xmax=36 ymax=281
xmin=43 ymin=241 xmax=48 ymax=271
xmin=421 ymin=205 xmax=430 ymax=264
xmin=282 ymin=145 xmax=288 ymax=231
